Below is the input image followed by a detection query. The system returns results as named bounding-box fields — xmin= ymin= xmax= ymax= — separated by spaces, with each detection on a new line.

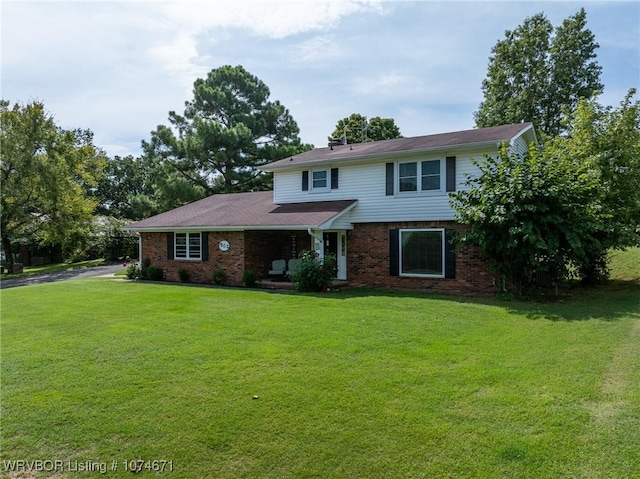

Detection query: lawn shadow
xmin=328 ymin=280 xmax=640 ymax=323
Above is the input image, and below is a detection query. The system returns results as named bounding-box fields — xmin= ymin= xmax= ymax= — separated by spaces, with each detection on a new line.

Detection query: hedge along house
xmin=127 ymin=123 xmax=537 ymax=292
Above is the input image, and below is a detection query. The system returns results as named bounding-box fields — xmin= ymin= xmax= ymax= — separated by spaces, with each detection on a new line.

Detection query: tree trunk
xmin=2 ymin=235 xmax=14 ymax=271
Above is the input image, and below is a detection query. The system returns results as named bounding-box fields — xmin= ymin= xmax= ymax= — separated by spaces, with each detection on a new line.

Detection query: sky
xmin=2 ymin=0 xmax=639 ymax=158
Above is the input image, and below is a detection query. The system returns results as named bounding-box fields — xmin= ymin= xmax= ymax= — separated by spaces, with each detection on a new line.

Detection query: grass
xmin=0 ymin=255 xmax=638 ymax=478
xmin=608 ymin=247 xmax=640 ymax=282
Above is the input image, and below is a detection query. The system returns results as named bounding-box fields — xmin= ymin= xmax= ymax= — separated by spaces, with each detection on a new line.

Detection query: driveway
xmin=0 ymin=264 xmax=124 ymax=289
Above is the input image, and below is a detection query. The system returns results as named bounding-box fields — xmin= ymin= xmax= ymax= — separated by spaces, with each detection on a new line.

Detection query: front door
xmin=323 ymin=232 xmax=346 ymax=280
xmin=323 ymin=232 xmax=338 ymax=257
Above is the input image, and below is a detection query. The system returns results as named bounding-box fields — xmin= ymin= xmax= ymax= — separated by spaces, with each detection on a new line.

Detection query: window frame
xmin=396 ymin=159 xmax=444 ymax=195
xmin=310 ymin=169 xmax=330 ymax=192
xmin=399 ymin=228 xmax=445 ymax=278
xmin=174 ymin=232 xmax=202 ymax=260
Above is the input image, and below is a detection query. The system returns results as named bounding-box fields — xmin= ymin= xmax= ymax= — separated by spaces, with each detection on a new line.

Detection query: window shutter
xmin=389 ymin=229 xmax=400 ymax=276
xmin=446 ymin=156 xmax=456 ymax=192
xmin=386 ymin=163 xmax=394 ymax=196
xmin=302 ymin=170 xmax=309 ymax=191
xmin=201 ymin=232 xmax=209 ymax=262
xmin=167 ymin=233 xmax=174 ymax=260
xmin=445 ymin=229 xmax=456 ymax=279
xmin=331 ymin=168 xmax=339 ymax=189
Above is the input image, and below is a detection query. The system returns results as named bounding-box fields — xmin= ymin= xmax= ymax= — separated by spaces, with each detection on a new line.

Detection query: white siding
xmin=510 ymin=135 xmax=529 ymax=158
xmin=273 ymin=149 xmax=495 ymax=223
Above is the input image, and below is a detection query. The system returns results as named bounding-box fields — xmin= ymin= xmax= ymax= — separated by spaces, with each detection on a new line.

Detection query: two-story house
xmin=126 ymin=122 xmax=536 ymax=292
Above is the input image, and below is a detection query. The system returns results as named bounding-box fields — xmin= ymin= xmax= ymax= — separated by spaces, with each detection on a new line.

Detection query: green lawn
xmin=1 ymin=273 xmax=638 ymax=477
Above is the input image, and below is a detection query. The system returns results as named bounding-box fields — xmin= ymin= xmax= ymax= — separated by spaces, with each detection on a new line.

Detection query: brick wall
xmin=347 ymin=221 xmax=497 ymax=293
xmin=140 ymin=231 xmax=245 ymax=285
xmin=141 ymin=224 xmax=495 ymax=293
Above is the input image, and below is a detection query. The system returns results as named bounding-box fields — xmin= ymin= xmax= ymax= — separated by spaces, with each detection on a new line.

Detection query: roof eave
xmin=262 ymin=139 xmax=506 ymax=173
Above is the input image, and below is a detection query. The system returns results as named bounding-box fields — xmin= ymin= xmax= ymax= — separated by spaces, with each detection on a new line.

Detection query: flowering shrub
xmin=126 ymin=262 xmax=141 ymax=279
xmin=290 ymin=250 xmax=337 ymax=292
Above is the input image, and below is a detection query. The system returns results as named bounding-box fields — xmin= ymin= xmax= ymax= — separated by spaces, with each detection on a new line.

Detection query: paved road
xmin=0 ymin=264 xmax=124 ymax=289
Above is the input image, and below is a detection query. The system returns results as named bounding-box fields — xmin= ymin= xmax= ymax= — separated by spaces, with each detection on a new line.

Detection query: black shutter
xmin=386 ymin=163 xmax=394 ymax=196
xmin=389 ymin=229 xmax=400 ymax=276
xmin=445 ymin=229 xmax=456 ymax=279
xmin=446 ymin=156 xmax=456 ymax=192
xmin=167 ymin=233 xmax=174 ymax=260
xmin=201 ymin=232 xmax=209 ymax=262
xmin=302 ymin=170 xmax=309 ymax=191
xmin=331 ymin=168 xmax=339 ymax=189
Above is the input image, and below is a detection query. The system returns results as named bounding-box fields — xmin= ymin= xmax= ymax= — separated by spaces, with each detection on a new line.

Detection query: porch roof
xmin=126 ymin=191 xmax=358 ymax=231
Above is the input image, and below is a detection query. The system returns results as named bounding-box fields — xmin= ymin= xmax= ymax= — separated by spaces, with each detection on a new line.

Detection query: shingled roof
xmin=127 ymin=191 xmax=357 ymax=231
xmin=262 ymin=122 xmax=534 ymax=171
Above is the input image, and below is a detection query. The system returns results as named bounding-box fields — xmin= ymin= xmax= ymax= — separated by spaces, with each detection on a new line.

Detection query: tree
xmin=475 ymin=8 xmax=602 ymax=137
xmin=449 ymin=143 xmax=602 ymax=292
xmin=545 ymin=89 xmax=640 ymax=280
xmin=143 ymin=65 xmax=311 ymax=198
xmin=0 ymin=100 xmax=105 ymax=268
xmin=329 ymin=113 xmax=401 ymax=144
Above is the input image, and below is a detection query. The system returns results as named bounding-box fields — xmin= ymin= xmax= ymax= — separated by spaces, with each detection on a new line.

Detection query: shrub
xmin=290 ymin=250 xmax=337 ymax=292
xmin=212 ymin=269 xmax=227 ymax=285
xmin=242 ymin=270 xmax=257 ymax=288
xmin=126 ymin=263 xmax=141 ymax=280
xmin=146 ymin=266 xmax=164 ymax=281
xmin=177 ymin=267 xmax=191 ymax=283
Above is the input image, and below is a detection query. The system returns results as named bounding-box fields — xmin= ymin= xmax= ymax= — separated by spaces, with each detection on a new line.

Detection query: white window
xmin=397 ymin=160 xmax=442 ymax=193
xmin=311 ymin=170 xmax=329 ymax=191
xmin=400 ymin=229 xmax=444 ymax=277
xmin=175 ymin=233 xmax=201 ymax=260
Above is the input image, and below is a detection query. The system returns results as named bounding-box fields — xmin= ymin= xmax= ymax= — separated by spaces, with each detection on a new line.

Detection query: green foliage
xmin=242 ymin=269 xmax=257 ymax=288
xmin=126 ymin=263 xmax=142 ymax=280
xmin=145 ymin=265 xmax=163 ymax=281
xmin=212 ymin=269 xmax=227 ymax=285
xmin=329 ymin=113 xmax=402 ymax=144
xmin=450 ymin=144 xmax=602 ymax=291
xmin=95 ymin=216 xmax=139 ymax=261
xmin=475 ymin=8 xmax=602 ymax=136
xmin=177 ymin=267 xmax=191 ymax=283
xmin=0 ymin=100 xmax=106 ymax=267
xmin=290 ymin=250 xmax=337 ymax=292
xmin=143 ymin=65 xmax=312 ymax=197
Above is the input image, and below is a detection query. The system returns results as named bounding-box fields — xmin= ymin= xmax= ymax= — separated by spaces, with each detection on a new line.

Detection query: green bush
xmin=290 ymin=250 xmax=337 ymax=293
xmin=212 ymin=269 xmax=227 ymax=285
xmin=177 ymin=267 xmax=191 ymax=283
xmin=126 ymin=263 xmax=141 ymax=280
xmin=146 ymin=266 xmax=164 ymax=281
xmin=242 ymin=270 xmax=257 ymax=288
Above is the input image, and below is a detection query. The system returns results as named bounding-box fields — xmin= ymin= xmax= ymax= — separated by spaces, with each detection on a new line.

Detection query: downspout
xmin=138 ymin=233 xmax=142 ymax=264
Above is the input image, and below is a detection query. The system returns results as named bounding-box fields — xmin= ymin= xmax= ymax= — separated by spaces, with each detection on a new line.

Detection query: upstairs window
xmin=398 ymin=160 xmax=441 ymax=193
xmin=312 ymin=170 xmax=328 ymax=190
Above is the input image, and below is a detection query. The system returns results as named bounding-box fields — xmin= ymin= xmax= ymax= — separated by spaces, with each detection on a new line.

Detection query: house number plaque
xmin=218 ymin=240 xmax=230 ymax=252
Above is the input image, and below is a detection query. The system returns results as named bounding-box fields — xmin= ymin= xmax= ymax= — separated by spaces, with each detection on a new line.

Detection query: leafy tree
xmin=329 ymin=113 xmax=401 ymax=144
xmin=449 ymin=144 xmax=602 ymax=292
xmin=0 ymin=100 xmax=105 ymax=268
xmin=143 ymin=65 xmax=311 ymax=198
xmin=475 ymin=8 xmax=602 ymax=136
xmin=95 ymin=154 xmax=204 ymax=220
xmin=546 ymin=89 xmax=640 ymax=280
